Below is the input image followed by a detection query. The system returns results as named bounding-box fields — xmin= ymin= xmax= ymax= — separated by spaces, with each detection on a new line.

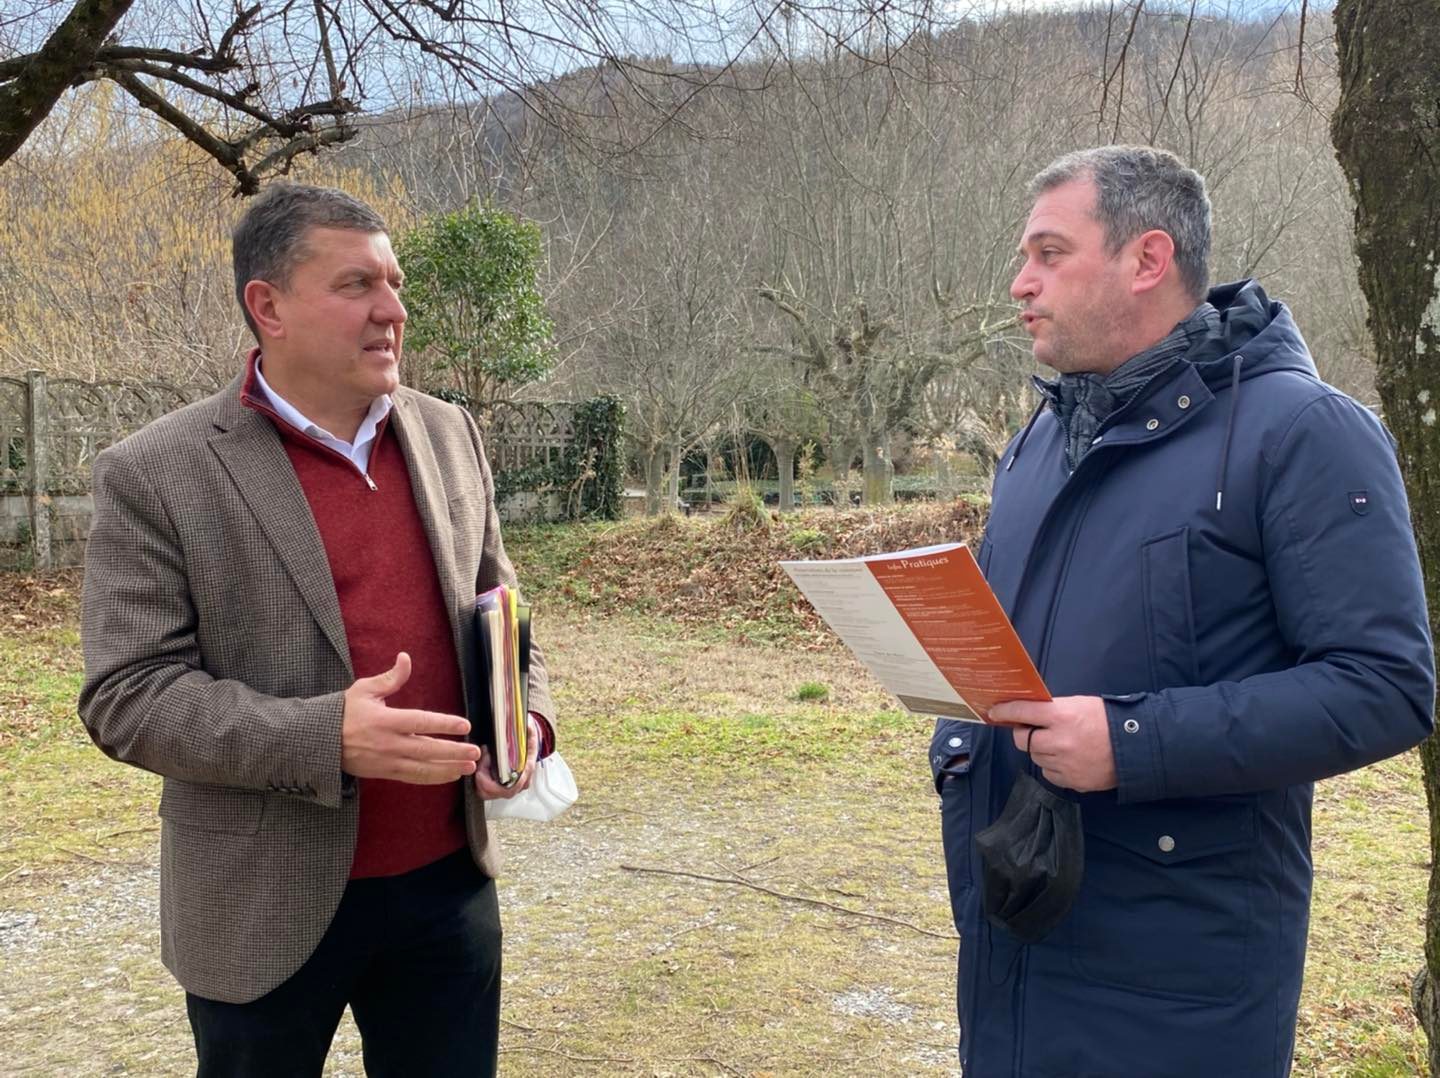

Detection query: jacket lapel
xmin=390 ymin=392 xmax=463 ymax=637
xmin=207 ymin=380 xmax=352 ymax=672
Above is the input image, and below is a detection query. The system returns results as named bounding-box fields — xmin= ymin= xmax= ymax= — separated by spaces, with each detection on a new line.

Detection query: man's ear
xmin=1130 ymin=229 xmax=1176 ymax=296
xmin=243 ymin=280 xmax=286 ymax=340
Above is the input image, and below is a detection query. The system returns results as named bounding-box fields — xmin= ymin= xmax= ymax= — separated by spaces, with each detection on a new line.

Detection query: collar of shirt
xmin=252 ymin=357 xmax=393 ymax=477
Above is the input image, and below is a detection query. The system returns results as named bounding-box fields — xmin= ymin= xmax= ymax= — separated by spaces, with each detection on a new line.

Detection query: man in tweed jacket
xmin=79 ymin=184 xmax=555 ymax=1077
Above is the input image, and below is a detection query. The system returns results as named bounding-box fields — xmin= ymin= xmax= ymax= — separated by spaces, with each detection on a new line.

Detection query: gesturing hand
xmin=341 ymin=652 xmax=481 ymax=784
xmin=989 ymin=695 xmax=1118 ymax=793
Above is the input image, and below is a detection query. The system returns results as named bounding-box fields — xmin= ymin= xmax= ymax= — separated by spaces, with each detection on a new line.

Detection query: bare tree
xmin=0 ymin=0 xmax=975 ymax=193
xmin=583 ymin=158 xmax=757 ymax=514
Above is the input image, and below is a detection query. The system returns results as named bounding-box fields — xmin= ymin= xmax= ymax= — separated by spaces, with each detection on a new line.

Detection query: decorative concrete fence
xmin=1 ymin=372 xmax=213 ymax=571
xmin=0 ymin=372 xmax=580 ymax=571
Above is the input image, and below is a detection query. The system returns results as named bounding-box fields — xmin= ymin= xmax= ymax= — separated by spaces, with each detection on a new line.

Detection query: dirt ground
xmin=1 ymin=606 xmax=962 ymax=1077
xmin=1 ymin=579 xmax=1429 ymax=1076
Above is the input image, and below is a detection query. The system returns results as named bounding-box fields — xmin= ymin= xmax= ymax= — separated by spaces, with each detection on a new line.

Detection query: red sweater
xmin=243 ymin=387 xmax=468 ymax=879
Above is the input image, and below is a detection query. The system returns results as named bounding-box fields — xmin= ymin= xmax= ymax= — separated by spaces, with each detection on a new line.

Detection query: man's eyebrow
xmin=1018 ymin=230 xmax=1068 ymax=252
xmin=332 ymin=265 xmax=404 ymax=284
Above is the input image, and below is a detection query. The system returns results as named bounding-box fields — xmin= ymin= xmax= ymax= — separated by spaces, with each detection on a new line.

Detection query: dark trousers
xmin=186 ymin=848 xmax=501 ymax=1078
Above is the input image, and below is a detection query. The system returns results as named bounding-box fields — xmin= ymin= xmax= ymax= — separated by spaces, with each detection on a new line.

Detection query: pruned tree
xmin=588 ymin=163 xmax=756 ymax=515
xmin=743 ymin=369 xmax=825 ymax=513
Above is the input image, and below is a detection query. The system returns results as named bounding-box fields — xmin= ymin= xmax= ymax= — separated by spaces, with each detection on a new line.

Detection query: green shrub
xmin=794 ymin=681 xmax=830 ymax=703
xmin=720 ymin=488 xmax=770 ymax=533
xmin=788 ymin=527 xmax=828 ymax=555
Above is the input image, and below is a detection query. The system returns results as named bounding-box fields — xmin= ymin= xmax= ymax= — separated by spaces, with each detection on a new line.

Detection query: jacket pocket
xmin=1140 ymin=527 xmax=1200 ymax=689
xmin=1070 ymin=797 xmax=1258 ymax=1002
xmin=159 ymin=779 xmax=265 ymax=835
xmin=932 ymin=721 xmax=976 ymax=904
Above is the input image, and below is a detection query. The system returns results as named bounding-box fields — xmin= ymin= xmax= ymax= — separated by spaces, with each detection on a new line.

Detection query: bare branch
xmin=246 ymin=122 xmax=358 ymax=185
xmin=0 ymin=0 xmax=135 ymax=165
xmin=110 ymin=69 xmax=246 ymax=182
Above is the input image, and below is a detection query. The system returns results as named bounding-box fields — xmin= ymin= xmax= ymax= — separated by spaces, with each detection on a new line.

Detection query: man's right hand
xmin=341 ymin=652 xmax=480 ymax=784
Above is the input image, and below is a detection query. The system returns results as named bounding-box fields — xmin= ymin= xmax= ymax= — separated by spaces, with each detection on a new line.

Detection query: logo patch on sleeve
xmin=1349 ymin=490 xmax=1371 ymax=515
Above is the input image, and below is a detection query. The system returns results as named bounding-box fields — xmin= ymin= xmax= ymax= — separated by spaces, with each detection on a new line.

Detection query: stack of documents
xmin=780 ymin=542 xmax=1049 ymax=722
xmin=471 ymin=584 xmax=532 ymax=785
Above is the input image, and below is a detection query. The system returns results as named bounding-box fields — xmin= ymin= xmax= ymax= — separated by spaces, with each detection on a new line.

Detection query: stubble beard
xmin=1036 ymin=302 xmax=1125 ymax=376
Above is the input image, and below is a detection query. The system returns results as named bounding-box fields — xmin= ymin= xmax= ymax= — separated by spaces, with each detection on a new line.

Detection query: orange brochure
xmin=780 ymin=542 xmax=1050 ymax=722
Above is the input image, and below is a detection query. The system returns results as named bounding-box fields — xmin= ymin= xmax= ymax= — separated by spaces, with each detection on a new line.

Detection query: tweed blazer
xmin=78 ymin=373 xmax=554 ymax=1005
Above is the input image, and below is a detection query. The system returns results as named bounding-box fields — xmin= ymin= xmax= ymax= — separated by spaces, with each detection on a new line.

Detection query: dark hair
xmin=232 ymin=183 xmax=388 ymax=338
xmin=1029 ymin=145 xmax=1212 ymax=300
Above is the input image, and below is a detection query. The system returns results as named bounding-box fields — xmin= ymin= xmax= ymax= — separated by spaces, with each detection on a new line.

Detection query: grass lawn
xmin=0 ymin=552 xmax=1430 ymax=1076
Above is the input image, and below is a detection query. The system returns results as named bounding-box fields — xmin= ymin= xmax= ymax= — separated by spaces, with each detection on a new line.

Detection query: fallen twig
xmin=97 ymin=825 xmax=158 ymax=840
xmin=620 ymin=863 xmax=958 ymax=941
xmin=500 ymin=1017 xmax=566 ymax=1035
xmin=499 ymin=1042 xmax=636 ymax=1064
xmin=55 ymin=846 xmax=109 ymax=865
xmin=732 ymin=854 xmax=781 ymax=876
xmin=502 ymin=1041 xmax=745 ymax=1075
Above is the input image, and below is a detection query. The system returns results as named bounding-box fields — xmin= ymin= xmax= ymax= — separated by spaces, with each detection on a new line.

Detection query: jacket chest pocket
xmin=1140 ymin=527 xmax=1200 ymax=689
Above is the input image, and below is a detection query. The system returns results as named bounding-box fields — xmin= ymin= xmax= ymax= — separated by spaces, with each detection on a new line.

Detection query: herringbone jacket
xmin=78 ymin=374 xmax=554 ymax=1004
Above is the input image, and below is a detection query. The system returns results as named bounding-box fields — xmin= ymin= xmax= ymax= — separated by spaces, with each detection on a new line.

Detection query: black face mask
xmin=974 ymin=771 xmax=1085 ymax=944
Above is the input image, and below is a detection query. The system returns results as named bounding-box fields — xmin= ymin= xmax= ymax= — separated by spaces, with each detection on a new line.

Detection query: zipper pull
xmin=364 ymin=474 xmax=377 ymax=492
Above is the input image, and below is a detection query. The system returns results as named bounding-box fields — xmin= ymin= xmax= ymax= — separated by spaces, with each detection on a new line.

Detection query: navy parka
xmin=932 ymin=280 xmax=1435 ymax=1078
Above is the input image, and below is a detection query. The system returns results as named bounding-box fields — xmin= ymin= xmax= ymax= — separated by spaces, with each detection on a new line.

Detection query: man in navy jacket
xmin=933 ymin=145 xmax=1435 ymax=1076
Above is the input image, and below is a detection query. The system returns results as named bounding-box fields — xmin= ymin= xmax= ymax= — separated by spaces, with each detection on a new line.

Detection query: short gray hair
xmin=232 ymin=183 xmax=388 ymax=337
xmin=1029 ymin=145 xmax=1212 ymax=300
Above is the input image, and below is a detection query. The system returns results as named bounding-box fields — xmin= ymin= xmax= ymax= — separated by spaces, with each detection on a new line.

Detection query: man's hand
xmin=473 ymin=714 xmax=542 ymax=800
xmin=341 ymin=652 xmax=481 ymax=783
xmin=989 ymin=696 xmax=1118 ymax=793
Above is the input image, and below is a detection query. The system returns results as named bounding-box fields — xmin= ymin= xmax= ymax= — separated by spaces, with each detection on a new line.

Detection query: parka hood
xmin=1190 ymin=278 xmax=1318 ymax=387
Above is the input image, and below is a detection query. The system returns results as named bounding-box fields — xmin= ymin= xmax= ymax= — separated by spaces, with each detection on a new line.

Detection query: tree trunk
xmin=830 ymin=440 xmax=852 ymax=510
xmin=862 ymin=439 xmax=892 ymax=505
xmin=1332 ymin=4 xmax=1440 ymax=1072
xmin=706 ymin=445 xmax=725 ymax=513
xmin=666 ymin=439 xmax=683 ymax=513
xmin=774 ymin=439 xmax=797 ymax=514
xmin=644 ymin=445 xmax=665 ymax=516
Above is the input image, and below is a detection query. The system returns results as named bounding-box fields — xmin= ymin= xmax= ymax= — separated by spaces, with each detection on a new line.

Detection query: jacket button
xmin=1123 ymin=718 xmax=1140 ymax=734
xmin=1177 ymin=395 xmax=1191 ymax=409
xmin=948 ymin=736 xmax=964 ymax=748
xmin=1145 ymin=418 xmax=1160 ymax=431
xmin=1158 ymin=835 xmax=1176 ymax=853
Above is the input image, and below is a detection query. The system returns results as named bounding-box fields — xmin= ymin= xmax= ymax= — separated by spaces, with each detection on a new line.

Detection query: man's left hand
xmin=473 ymin=715 xmax=542 ymax=800
xmin=989 ymin=696 xmax=1118 ymax=793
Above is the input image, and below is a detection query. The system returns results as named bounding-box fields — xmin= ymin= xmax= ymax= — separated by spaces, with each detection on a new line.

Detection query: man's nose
xmin=1010 ymin=262 xmax=1036 ymax=302
xmin=376 ymin=287 xmax=406 ymax=324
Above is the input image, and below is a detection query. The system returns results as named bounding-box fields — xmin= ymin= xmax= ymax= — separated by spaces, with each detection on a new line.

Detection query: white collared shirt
xmin=253 ymin=358 xmax=393 ymax=477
